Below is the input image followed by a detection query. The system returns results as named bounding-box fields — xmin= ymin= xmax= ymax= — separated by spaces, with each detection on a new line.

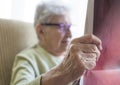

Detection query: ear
xmin=35 ymin=24 xmax=44 ymax=39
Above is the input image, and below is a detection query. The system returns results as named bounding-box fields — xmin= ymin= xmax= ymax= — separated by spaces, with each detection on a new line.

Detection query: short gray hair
xmin=34 ymin=2 xmax=70 ymax=27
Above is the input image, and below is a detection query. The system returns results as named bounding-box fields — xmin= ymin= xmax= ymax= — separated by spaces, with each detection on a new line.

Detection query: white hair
xmin=34 ymin=2 xmax=71 ymax=27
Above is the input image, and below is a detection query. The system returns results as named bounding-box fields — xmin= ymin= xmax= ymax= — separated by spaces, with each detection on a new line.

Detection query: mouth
xmin=61 ymin=39 xmax=71 ymax=45
xmin=62 ymin=40 xmax=69 ymax=44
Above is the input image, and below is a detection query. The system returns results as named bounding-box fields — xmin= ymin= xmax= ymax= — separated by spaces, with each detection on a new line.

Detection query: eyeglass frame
xmin=40 ymin=23 xmax=71 ymax=32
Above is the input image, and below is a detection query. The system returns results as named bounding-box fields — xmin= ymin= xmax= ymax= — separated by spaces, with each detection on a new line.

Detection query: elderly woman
xmin=10 ymin=2 xmax=102 ymax=85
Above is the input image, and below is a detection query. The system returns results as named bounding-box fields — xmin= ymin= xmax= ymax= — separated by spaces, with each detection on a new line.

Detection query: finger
xmin=76 ymin=52 xmax=97 ymax=70
xmin=82 ymin=59 xmax=96 ymax=70
xmin=82 ymin=54 xmax=96 ymax=60
xmin=70 ymin=44 xmax=101 ymax=62
xmin=73 ymin=44 xmax=100 ymax=56
xmin=71 ymin=34 xmax=102 ymax=51
xmin=80 ymin=44 xmax=100 ymax=53
xmin=82 ymin=52 xmax=100 ymax=61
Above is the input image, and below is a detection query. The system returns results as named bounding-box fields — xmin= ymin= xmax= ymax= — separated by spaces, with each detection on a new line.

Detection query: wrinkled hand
xmin=59 ymin=34 xmax=102 ymax=82
xmin=41 ymin=34 xmax=102 ymax=85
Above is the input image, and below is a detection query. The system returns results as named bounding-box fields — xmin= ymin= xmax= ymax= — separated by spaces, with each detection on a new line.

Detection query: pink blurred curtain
xmin=83 ymin=0 xmax=120 ymax=85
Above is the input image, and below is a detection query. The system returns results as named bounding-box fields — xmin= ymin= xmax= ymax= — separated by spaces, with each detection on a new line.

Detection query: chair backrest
xmin=0 ymin=18 xmax=38 ymax=85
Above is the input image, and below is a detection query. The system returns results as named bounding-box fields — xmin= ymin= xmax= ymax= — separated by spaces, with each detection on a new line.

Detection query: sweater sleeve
xmin=10 ymin=55 xmax=42 ymax=85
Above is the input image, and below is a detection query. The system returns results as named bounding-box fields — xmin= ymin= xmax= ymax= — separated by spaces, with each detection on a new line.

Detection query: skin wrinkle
xmin=70 ymin=40 xmax=100 ymax=70
xmin=71 ymin=43 xmax=99 ymax=68
xmin=59 ymin=45 xmax=85 ymax=82
xmin=76 ymin=43 xmax=100 ymax=61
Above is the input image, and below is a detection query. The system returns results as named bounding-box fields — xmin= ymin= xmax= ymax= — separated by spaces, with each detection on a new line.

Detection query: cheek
xmin=55 ymin=34 xmax=64 ymax=44
xmin=46 ymin=29 xmax=65 ymax=47
xmin=52 ymin=33 xmax=64 ymax=46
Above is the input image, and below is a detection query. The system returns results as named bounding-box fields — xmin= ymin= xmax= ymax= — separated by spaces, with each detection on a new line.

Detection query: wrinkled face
xmin=39 ymin=14 xmax=72 ymax=56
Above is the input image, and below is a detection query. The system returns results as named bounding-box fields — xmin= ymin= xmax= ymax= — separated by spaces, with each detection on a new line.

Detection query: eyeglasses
xmin=41 ymin=23 xmax=71 ymax=32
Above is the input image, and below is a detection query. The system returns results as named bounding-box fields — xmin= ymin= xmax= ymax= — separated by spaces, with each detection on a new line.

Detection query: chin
xmin=62 ymin=45 xmax=68 ymax=50
xmin=55 ymin=48 xmax=66 ymax=56
xmin=54 ymin=44 xmax=69 ymax=56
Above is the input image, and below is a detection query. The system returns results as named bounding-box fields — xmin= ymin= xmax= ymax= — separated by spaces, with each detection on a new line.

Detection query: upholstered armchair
xmin=0 ymin=18 xmax=38 ymax=85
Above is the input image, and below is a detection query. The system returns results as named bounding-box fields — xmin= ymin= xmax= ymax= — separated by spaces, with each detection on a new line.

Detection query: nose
xmin=65 ymin=28 xmax=72 ymax=38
